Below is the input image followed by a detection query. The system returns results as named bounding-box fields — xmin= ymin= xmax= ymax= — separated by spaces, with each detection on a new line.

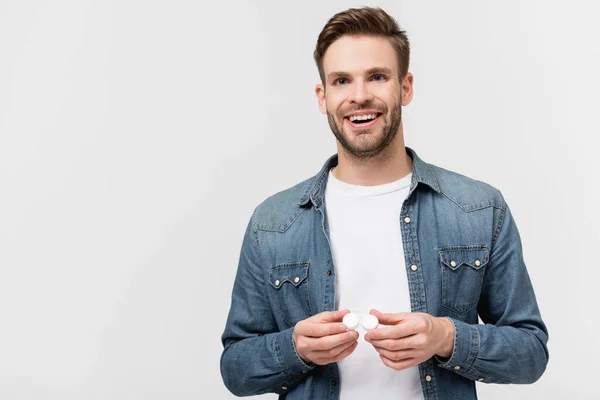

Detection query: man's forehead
xmin=322 ymin=35 xmax=399 ymax=77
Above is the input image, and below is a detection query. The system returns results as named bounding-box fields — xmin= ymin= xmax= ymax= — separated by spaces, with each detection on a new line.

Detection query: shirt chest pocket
xmin=439 ymin=246 xmax=489 ymax=315
xmin=268 ymin=262 xmax=313 ymax=327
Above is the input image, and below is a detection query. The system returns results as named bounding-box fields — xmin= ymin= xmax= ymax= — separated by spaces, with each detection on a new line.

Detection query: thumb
xmin=312 ymin=309 xmax=351 ymax=323
xmin=369 ymin=309 xmax=410 ymax=325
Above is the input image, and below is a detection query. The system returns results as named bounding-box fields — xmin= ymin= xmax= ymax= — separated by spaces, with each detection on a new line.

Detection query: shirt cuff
xmin=275 ymin=327 xmax=317 ymax=376
xmin=434 ymin=317 xmax=479 ymax=373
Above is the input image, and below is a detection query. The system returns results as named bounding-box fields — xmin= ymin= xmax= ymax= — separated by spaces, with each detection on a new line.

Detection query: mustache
xmin=340 ymin=106 xmax=386 ymax=116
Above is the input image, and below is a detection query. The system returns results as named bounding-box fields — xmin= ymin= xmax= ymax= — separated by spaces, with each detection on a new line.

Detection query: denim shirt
xmin=220 ymin=146 xmax=549 ymax=399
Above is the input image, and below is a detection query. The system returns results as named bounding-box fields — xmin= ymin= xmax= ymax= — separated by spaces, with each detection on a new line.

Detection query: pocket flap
xmin=269 ymin=262 xmax=309 ymax=289
xmin=439 ymin=247 xmax=489 ymax=270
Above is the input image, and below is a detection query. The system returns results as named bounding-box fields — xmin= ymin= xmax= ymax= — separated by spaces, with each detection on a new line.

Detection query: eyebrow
xmin=327 ymin=67 xmax=394 ymax=81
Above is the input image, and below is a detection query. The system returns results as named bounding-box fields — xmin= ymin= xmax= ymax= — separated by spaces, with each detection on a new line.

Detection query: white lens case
xmin=342 ymin=312 xmax=379 ymax=331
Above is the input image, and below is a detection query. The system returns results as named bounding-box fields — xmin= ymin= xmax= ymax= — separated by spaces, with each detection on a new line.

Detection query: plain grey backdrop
xmin=1 ymin=0 xmax=598 ymax=399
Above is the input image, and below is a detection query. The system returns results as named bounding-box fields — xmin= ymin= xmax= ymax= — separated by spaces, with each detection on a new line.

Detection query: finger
xmin=296 ymin=321 xmax=350 ymax=338
xmin=369 ymin=337 xmax=415 ymax=352
xmin=330 ymin=340 xmax=358 ymax=363
xmin=365 ymin=323 xmax=418 ymax=341
xmin=304 ymin=330 xmax=359 ymax=351
xmin=316 ymin=341 xmax=358 ymax=365
xmin=379 ymin=354 xmax=418 ymax=371
xmin=374 ymin=347 xmax=415 ymax=362
xmin=310 ymin=309 xmax=351 ymax=323
xmin=312 ymin=337 xmax=358 ymax=359
xmin=369 ymin=309 xmax=411 ymax=325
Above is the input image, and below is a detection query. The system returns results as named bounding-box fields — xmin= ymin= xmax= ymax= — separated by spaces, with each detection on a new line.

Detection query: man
xmin=221 ymin=6 xmax=548 ymax=399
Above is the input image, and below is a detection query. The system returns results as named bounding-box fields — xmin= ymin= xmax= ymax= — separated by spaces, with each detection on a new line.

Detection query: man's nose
xmin=349 ymin=80 xmax=374 ymax=104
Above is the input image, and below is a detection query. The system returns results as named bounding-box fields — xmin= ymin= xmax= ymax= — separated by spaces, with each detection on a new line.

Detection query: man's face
xmin=316 ymin=35 xmax=413 ymax=159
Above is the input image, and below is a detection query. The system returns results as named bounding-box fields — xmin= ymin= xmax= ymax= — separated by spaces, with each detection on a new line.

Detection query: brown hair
xmin=314 ymin=7 xmax=410 ymax=85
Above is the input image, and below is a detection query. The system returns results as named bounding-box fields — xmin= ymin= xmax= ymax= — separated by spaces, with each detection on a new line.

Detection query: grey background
xmin=0 ymin=0 xmax=598 ymax=399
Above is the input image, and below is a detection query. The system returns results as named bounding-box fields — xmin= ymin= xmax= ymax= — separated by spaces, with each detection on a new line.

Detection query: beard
xmin=327 ymin=100 xmax=402 ymax=160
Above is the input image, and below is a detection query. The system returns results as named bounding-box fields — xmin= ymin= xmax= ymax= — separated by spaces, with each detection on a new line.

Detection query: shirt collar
xmin=297 ymin=146 xmax=441 ymax=208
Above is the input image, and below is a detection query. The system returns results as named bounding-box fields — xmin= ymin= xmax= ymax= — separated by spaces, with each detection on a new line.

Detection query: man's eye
xmin=371 ymin=74 xmax=385 ymax=81
xmin=334 ymin=78 xmax=348 ymax=85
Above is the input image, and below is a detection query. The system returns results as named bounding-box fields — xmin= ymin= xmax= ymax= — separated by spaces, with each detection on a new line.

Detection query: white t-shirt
xmin=325 ymin=169 xmax=424 ymax=400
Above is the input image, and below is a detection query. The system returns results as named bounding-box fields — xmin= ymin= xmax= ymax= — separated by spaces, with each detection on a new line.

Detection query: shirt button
xmin=404 ymin=216 xmax=411 ymax=223
xmin=275 ymin=280 xmax=280 ymax=286
xmin=327 ymin=270 xmax=333 ymax=276
xmin=478 ymin=378 xmax=484 ymax=381
xmin=425 ymin=375 xmax=432 ymax=382
xmin=282 ymin=386 xmax=288 ymax=390
xmin=332 ymin=380 xmax=337 ymax=387
xmin=475 ymin=259 xmax=481 ymax=266
xmin=454 ymin=365 xmax=461 ymax=370
xmin=410 ymin=264 xmax=418 ymax=271
xmin=294 ymin=277 xmax=300 ymax=283
xmin=450 ymin=260 xmax=457 ymax=267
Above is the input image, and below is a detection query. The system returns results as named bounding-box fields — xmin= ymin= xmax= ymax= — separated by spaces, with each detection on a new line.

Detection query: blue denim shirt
xmin=220 ymin=146 xmax=549 ymax=399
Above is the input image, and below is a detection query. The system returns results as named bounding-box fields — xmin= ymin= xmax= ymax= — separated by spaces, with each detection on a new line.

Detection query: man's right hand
xmin=293 ymin=309 xmax=359 ymax=365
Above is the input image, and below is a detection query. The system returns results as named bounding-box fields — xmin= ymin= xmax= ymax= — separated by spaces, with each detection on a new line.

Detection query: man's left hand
xmin=364 ymin=310 xmax=455 ymax=371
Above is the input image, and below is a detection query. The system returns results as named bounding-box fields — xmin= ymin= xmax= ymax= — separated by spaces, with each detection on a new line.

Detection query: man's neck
xmin=331 ymin=136 xmax=413 ymax=187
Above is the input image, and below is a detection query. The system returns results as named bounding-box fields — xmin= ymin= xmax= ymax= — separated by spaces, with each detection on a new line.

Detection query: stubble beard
xmin=327 ymin=100 xmax=403 ymax=160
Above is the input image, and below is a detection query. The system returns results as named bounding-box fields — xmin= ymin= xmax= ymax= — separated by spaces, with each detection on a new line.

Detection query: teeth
xmin=349 ymin=113 xmax=377 ymax=122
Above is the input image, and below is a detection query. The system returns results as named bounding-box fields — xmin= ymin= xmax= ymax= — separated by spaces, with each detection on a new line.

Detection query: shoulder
xmin=428 ymin=163 xmax=506 ymax=212
xmin=251 ymin=176 xmax=314 ymax=232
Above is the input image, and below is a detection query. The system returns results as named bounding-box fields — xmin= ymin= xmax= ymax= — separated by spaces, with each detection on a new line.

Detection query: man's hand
xmin=293 ymin=309 xmax=359 ymax=365
xmin=364 ymin=309 xmax=455 ymax=371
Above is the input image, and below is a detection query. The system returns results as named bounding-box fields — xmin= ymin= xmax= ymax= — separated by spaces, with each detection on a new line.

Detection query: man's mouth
xmin=344 ymin=112 xmax=383 ymax=129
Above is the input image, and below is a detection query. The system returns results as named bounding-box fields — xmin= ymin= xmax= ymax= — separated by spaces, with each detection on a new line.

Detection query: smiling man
xmin=221 ymin=7 xmax=549 ymax=400
xmin=317 ymin=36 xmax=407 ymax=174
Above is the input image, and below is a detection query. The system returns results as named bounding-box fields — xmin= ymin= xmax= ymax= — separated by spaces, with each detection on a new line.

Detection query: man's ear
xmin=315 ymin=83 xmax=327 ymax=114
xmin=401 ymin=72 xmax=414 ymax=106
